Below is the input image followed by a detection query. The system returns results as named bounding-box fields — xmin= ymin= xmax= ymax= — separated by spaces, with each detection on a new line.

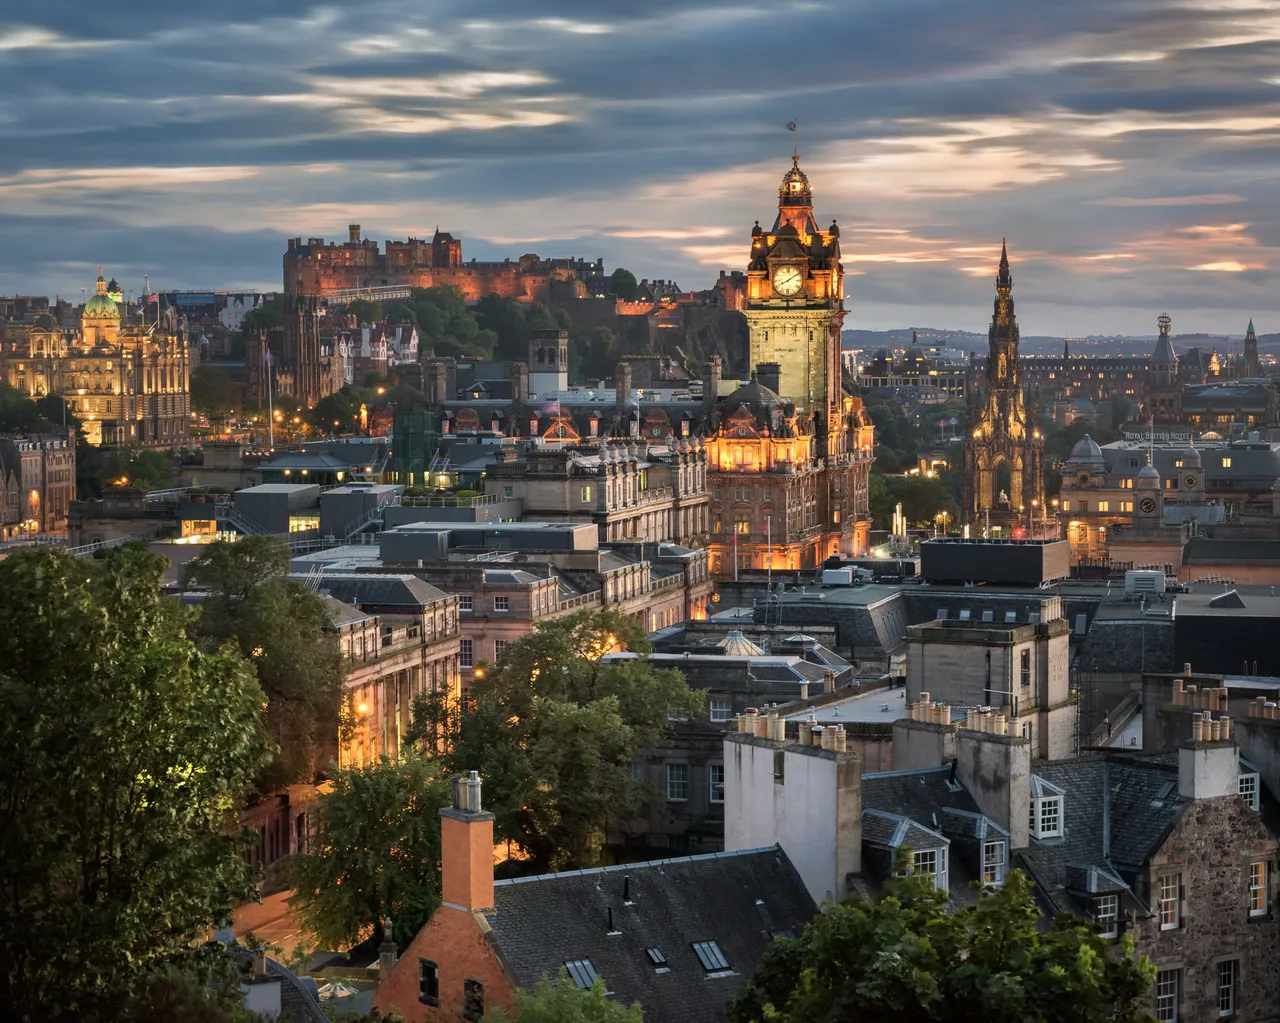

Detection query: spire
xmin=1064 ymin=337 xmax=1070 ymax=359
xmin=996 ymin=239 xmax=1012 ymax=291
xmin=1246 ymin=318 xmax=1256 ymax=338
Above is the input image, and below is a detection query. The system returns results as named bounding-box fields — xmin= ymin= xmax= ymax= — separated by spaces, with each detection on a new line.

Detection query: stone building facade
xmin=0 ymin=272 xmax=190 ymax=446
xmin=0 ymin=430 xmax=76 ymax=537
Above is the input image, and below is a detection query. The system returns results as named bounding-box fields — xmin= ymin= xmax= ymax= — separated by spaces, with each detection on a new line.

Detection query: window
xmin=1031 ymin=796 xmax=1062 ymax=838
xmin=581 ymin=485 xmax=592 ymax=503
xmin=463 ymin=978 xmax=484 ymax=1022
xmin=1061 ymin=499 xmax=1071 ymax=511
xmin=418 ymin=959 xmax=439 ymax=1006
xmin=493 ymin=595 xmax=509 ymax=612
xmin=913 ymin=848 xmax=947 ymax=891
xmin=459 ymin=594 xmax=473 ymax=612
xmin=1219 ymin=959 xmax=1237 ymax=1017
xmin=1097 ymin=500 xmax=1110 ymax=512
xmin=734 ymin=485 xmax=750 ymax=502
xmin=1158 ymin=873 xmax=1181 ymax=930
xmin=983 ymin=840 xmax=1006 ymax=886
xmin=734 ymin=517 xmax=750 ymax=534
xmin=666 ymin=763 xmax=689 ymax=801
xmin=564 ymin=959 xmax=598 ymax=990
xmin=1020 ymin=649 xmax=1031 ymax=688
xmin=1156 ymin=968 xmax=1180 ymax=1023
xmin=1250 ymin=861 xmax=1269 ymax=916
xmin=1078 ymin=499 xmax=1089 ymax=513
xmin=288 ymin=513 xmax=320 ymax=533
xmin=459 ymin=638 xmax=473 ymax=668
xmin=710 ymin=697 xmax=730 ymax=722
xmin=646 ymin=947 xmax=669 ymax=973
xmin=692 ymin=940 xmax=729 ymax=972
xmin=1223 ymin=456 xmax=1233 ymax=468
xmin=1094 ymin=894 xmax=1118 ymax=938
xmin=1240 ymin=773 xmax=1260 ymax=811
xmin=502 ymin=485 xmax=514 ymax=499
xmin=494 ymin=640 xmax=507 ymax=661
xmin=709 ymin=764 xmax=725 ymax=804
xmin=1121 ymin=500 xmax=1133 ymax=512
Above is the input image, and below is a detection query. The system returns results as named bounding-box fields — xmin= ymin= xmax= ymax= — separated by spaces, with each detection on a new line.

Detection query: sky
xmin=2 ymin=1 xmax=1280 ymax=336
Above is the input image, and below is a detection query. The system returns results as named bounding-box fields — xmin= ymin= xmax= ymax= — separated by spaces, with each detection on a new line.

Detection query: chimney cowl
xmin=452 ymin=770 xmax=483 ymax=813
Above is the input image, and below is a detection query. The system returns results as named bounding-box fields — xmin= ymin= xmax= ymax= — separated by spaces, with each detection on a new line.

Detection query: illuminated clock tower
xmin=744 ymin=156 xmax=846 ymax=457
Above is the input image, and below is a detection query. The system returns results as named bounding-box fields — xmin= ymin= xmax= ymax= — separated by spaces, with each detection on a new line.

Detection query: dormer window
xmin=1093 ymin=894 xmax=1119 ymax=938
xmin=982 ymin=840 xmax=1006 ymax=886
xmin=1029 ymin=795 xmax=1063 ymax=838
xmin=1239 ymin=772 xmax=1260 ymax=812
xmin=912 ymin=848 xmax=948 ymax=891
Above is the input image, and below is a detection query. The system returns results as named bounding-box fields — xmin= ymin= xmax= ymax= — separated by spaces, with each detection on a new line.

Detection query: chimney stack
xmin=954 ymin=728 xmax=1031 ymax=848
xmin=616 ymin=362 xmax=633 ymax=412
xmin=756 ymin=362 xmax=782 ymax=397
xmin=378 ymin=916 xmax=398 ymax=978
xmin=439 ymin=771 xmax=495 ymax=911
xmin=1178 ymin=714 xmax=1239 ymax=800
xmin=703 ymin=355 xmax=722 ymax=412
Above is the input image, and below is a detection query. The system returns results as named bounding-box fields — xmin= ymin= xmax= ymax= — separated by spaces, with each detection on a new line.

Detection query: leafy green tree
xmin=88 ymin=445 xmax=177 ymax=492
xmin=474 ymin=293 xmax=532 ymax=362
xmin=583 ymin=326 xmax=620 ymax=381
xmin=484 ymin=971 xmax=642 ymax=1022
xmin=185 ymin=536 xmax=344 ymax=790
xmin=242 ymin=296 xmax=283 ymax=333
xmin=868 ymin=470 xmax=892 ymax=531
xmin=285 ymin=756 xmax=452 ymax=950
xmin=191 ymin=365 xmax=238 ymax=415
xmin=410 ymin=286 xmax=497 ymax=359
xmin=610 ymin=267 xmax=639 ymax=300
xmin=345 ymin=298 xmax=383 ymax=325
xmin=0 ymin=381 xmax=55 ymax=431
xmin=728 ymin=869 xmax=1156 ymax=1023
xmin=310 ymin=386 xmax=364 ymax=433
xmin=0 ymin=548 xmax=272 ymax=1021
xmin=434 ymin=609 xmax=702 ymax=871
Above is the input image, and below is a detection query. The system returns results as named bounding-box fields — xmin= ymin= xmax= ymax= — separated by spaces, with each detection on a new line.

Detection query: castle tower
xmin=963 ymin=241 xmax=1044 ymax=533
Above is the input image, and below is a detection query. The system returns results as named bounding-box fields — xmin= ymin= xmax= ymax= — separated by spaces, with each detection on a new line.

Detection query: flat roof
xmin=383 ymin=520 xmax=591 ymax=533
xmin=784 ymin=685 xmax=908 ymax=725
xmin=237 ymin=483 xmax=320 ymax=494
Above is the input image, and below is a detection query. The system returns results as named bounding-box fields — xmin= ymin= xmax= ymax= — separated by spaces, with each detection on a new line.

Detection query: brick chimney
xmin=703 ymin=355 xmax=722 ymax=412
xmin=439 ymin=771 xmax=495 ymax=911
xmin=616 ymin=361 xmax=633 ymax=412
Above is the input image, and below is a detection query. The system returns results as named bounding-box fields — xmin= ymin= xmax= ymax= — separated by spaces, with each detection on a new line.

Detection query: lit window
xmin=1240 ymin=773 xmax=1260 ymax=811
xmin=459 ymin=638 xmax=473 ymax=668
xmin=1097 ymin=500 xmax=1110 ymax=512
xmin=1156 ymin=969 xmax=1180 ymax=1023
xmin=1250 ymin=861 xmax=1269 ymax=916
xmin=735 ymin=518 xmax=750 ymax=534
xmin=1094 ymin=894 xmax=1118 ymax=938
xmin=564 ymin=959 xmax=598 ymax=990
xmin=912 ymin=848 xmax=947 ymax=891
xmin=710 ymin=698 xmax=730 ymax=722
xmin=1159 ymin=873 xmax=1181 ymax=930
xmin=418 ymin=959 xmax=439 ymax=1006
xmin=494 ymin=596 xmax=509 ymax=612
xmin=1223 ymin=457 xmax=1232 ymax=468
xmin=709 ymin=764 xmax=725 ymax=804
xmin=666 ymin=763 xmax=689 ymax=801
xmin=691 ymin=940 xmax=729 ymax=972
xmin=1219 ymin=960 xmax=1237 ymax=1017
xmin=459 ymin=594 xmax=473 ymax=612
xmin=982 ymin=840 xmax=1006 ymax=886
xmin=581 ymin=485 xmax=592 ymax=503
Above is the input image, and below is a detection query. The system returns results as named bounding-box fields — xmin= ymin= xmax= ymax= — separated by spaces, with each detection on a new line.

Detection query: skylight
xmin=692 ymin=941 xmax=729 ymax=972
xmin=565 ymin=960 xmax=598 ymax=990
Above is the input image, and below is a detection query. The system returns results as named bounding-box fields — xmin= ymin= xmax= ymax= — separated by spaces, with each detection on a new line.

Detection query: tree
xmin=433 ymin=608 xmax=703 ymax=871
xmin=610 ymin=267 xmax=639 ymax=301
xmin=484 ymin=971 xmax=642 ymax=1022
xmin=0 ymin=548 xmax=272 ymax=1020
xmin=309 ymin=386 xmax=364 ymax=434
xmin=88 ymin=445 xmax=178 ymax=492
xmin=285 ymin=756 xmax=452 ymax=951
xmin=727 ymin=869 xmax=1156 ymax=1023
xmin=191 ymin=365 xmax=238 ymax=415
xmin=409 ymin=286 xmax=496 ymax=359
xmin=185 ymin=536 xmax=344 ymax=790
xmin=0 ymin=381 xmax=56 ymax=432
xmin=346 ymin=298 xmax=383 ymax=325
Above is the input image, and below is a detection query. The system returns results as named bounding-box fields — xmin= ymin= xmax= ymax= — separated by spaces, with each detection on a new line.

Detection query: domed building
xmin=0 ymin=268 xmax=190 ymax=447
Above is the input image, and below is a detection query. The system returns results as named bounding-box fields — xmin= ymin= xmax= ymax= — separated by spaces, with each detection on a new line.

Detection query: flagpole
xmin=267 ymin=350 xmax=274 ymax=448
xmin=734 ymin=524 xmax=739 ymax=584
xmin=766 ymin=515 xmax=772 ymax=593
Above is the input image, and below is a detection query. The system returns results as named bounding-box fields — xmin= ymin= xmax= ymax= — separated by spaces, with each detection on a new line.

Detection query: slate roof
xmin=303 ymin=572 xmax=448 ymax=610
xmin=483 ymin=846 xmax=815 ymax=1023
xmin=1016 ymin=757 xmax=1185 ymax=917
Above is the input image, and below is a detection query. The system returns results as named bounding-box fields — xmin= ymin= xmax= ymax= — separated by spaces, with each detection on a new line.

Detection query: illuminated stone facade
xmin=283 ymin=224 xmax=595 ymax=303
xmin=963 ymin=243 xmax=1045 ymax=533
xmin=707 ymin=159 xmax=875 ymax=573
xmin=0 ymin=271 xmax=190 ymax=447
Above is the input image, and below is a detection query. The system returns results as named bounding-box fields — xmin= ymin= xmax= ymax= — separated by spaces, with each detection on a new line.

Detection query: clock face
xmin=772 ymin=265 xmax=803 ymax=297
xmin=1139 ymin=497 xmax=1156 ymax=513
xmin=1184 ymin=475 xmax=1198 ymax=489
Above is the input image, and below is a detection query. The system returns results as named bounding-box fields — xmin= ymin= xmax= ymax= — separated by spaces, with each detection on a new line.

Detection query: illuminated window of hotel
xmin=288 ymin=514 xmax=320 ymax=532
xmin=1222 ymin=457 xmax=1232 ymax=468
xmin=734 ymin=518 xmax=750 ymax=534
xmin=581 ymin=485 xmax=592 ymax=503
xmin=1060 ymin=500 xmax=1070 ymax=512
xmin=1097 ymin=501 xmax=1109 ymax=512
xmin=1121 ymin=501 xmax=1133 ymax=512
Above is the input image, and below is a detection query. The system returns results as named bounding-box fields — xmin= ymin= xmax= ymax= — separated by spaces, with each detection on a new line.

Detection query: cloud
xmin=2 ymin=0 xmax=1280 ymax=333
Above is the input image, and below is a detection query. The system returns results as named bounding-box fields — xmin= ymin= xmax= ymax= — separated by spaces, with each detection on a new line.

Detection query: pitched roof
xmin=301 ymin=571 xmax=448 ymax=610
xmin=483 ymin=846 xmax=815 ymax=1023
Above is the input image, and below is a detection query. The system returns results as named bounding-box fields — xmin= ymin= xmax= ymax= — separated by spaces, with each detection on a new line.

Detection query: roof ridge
xmin=493 ymin=844 xmax=784 ymax=887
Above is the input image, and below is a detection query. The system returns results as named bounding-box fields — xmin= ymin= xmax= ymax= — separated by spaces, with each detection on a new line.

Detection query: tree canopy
xmin=426 ymin=608 xmax=703 ymax=871
xmin=345 ymin=298 xmax=384 ymax=325
xmin=484 ymin=971 xmax=643 ymax=1022
xmin=727 ymin=869 xmax=1156 ymax=1023
xmin=285 ymin=755 xmax=452 ymax=950
xmin=184 ymin=536 xmax=344 ymax=790
xmin=190 ymin=365 xmax=238 ymax=415
xmin=610 ymin=267 xmax=639 ymax=301
xmin=0 ymin=548 xmax=272 ymax=1020
xmin=407 ymin=286 xmax=498 ymax=359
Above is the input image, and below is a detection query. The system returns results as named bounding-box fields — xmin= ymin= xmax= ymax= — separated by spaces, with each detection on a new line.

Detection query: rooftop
xmin=784 ymin=686 xmax=906 ymax=724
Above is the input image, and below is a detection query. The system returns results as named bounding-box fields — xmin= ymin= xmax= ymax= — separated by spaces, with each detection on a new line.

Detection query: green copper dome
xmin=83 ymin=270 xmax=119 ymax=319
